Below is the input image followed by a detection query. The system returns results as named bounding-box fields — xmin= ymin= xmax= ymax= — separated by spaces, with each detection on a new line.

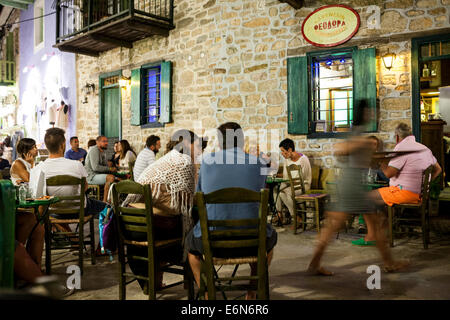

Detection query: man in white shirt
xmin=35 ymin=128 xmax=107 ymax=218
xmin=275 ymin=138 xmax=312 ymax=225
xmin=133 ymin=135 xmax=161 ymax=181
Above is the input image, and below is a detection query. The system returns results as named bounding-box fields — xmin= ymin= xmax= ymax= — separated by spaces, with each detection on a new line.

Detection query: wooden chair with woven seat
xmin=128 ymin=160 xmax=136 ymax=181
xmin=87 ymin=184 xmax=101 ymax=200
xmin=112 ymin=180 xmax=192 ymax=300
xmin=387 ymin=165 xmax=434 ymax=249
xmin=45 ymin=175 xmax=95 ymax=275
xmin=286 ymin=164 xmax=329 ymax=234
xmin=196 ymin=187 xmax=270 ymax=300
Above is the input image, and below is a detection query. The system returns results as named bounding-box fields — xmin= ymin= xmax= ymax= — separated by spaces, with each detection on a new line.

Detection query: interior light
xmin=119 ymin=76 xmax=131 ymax=88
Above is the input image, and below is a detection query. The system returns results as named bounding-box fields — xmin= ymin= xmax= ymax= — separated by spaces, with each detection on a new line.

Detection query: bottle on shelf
xmin=422 ymin=64 xmax=430 ymax=78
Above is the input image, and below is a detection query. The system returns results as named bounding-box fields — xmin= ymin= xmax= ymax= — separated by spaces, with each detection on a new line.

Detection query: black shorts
xmin=186 ymin=224 xmax=277 ymax=258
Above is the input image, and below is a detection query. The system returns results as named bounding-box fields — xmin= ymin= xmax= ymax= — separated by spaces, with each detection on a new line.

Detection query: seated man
xmin=64 ymin=136 xmax=87 ymax=164
xmin=186 ymin=122 xmax=277 ymax=300
xmin=364 ymin=123 xmax=442 ymax=243
xmin=133 ymin=135 xmax=161 ymax=181
xmin=275 ymin=138 xmax=312 ymax=225
xmin=85 ymin=135 xmax=116 ymax=202
xmin=35 ymin=128 xmax=107 ymax=221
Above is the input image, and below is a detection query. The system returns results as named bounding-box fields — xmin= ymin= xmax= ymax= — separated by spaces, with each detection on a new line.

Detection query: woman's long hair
xmin=119 ymin=140 xmax=136 ymax=159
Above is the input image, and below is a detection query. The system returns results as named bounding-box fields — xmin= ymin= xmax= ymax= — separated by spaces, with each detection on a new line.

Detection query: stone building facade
xmin=75 ymin=0 xmax=450 ymax=167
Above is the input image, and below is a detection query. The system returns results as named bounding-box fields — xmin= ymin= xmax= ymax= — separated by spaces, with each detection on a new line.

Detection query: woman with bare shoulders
xmin=10 ymin=138 xmax=45 ymax=273
xmin=10 ymin=138 xmax=38 ymax=185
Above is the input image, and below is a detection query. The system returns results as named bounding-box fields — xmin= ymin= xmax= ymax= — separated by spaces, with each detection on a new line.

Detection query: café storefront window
xmin=311 ymin=52 xmax=353 ymax=133
xmin=287 ymin=47 xmax=376 ymax=137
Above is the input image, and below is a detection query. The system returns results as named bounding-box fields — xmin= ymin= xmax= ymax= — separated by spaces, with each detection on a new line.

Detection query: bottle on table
xmin=18 ymin=183 xmax=27 ymax=205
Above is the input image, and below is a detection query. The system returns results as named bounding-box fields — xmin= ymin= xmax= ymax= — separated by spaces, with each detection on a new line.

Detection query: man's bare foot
xmin=383 ymin=260 xmax=410 ymax=273
xmin=306 ymin=266 xmax=334 ymax=276
xmin=245 ymin=291 xmax=256 ymax=300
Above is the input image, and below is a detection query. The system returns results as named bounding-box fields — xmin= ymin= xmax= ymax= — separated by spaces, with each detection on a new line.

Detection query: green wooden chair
xmin=0 ymin=180 xmax=16 ymax=289
xmin=388 ymin=165 xmax=434 ymax=249
xmin=112 ymin=180 xmax=192 ymax=300
xmin=286 ymin=164 xmax=329 ymax=234
xmin=45 ymin=175 xmax=96 ymax=275
xmin=86 ymin=184 xmax=101 ymax=200
xmin=128 ymin=160 xmax=136 ymax=181
xmin=196 ymin=187 xmax=270 ymax=300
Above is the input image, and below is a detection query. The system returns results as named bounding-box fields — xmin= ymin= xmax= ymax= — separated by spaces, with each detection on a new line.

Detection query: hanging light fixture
xmin=382 ymin=49 xmax=396 ymax=70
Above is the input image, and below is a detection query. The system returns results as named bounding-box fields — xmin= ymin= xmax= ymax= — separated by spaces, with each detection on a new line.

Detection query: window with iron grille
xmin=142 ymin=66 xmax=161 ymax=124
xmin=130 ymin=61 xmax=171 ymax=128
xmin=287 ymin=47 xmax=376 ymax=136
xmin=311 ymin=52 xmax=353 ymax=133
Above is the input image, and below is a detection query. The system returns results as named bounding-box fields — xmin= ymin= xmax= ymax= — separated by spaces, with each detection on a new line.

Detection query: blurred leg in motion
xmin=307 ymin=211 xmax=348 ymax=276
xmin=364 ymin=213 xmax=410 ymax=272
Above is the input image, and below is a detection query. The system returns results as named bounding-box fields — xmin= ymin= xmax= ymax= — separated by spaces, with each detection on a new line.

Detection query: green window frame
xmin=130 ymin=61 xmax=172 ymax=128
xmin=287 ymin=47 xmax=377 ymax=138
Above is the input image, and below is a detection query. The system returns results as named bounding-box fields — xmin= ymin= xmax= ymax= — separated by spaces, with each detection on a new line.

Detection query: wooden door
xmin=102 ymin=87 xmax=120 ymax=139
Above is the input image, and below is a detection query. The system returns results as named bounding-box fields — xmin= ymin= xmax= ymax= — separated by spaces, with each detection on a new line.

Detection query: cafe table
xmin=114 ymin=171 xmax=131 ymax=180
xmin=265 ymin=176 xmax=289 ymax=226
xmin=16 ymin=196 xmax=60 ymax=251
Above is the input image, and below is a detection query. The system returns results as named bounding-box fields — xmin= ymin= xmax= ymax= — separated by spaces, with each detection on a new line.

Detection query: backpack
xmin=102 ymin=206 xmax=118 ymax=253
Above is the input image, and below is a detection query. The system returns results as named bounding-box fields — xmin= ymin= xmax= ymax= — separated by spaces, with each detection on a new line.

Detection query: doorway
xmin=99 ymin=71 xmax=122 ymax=158
xmin=412 ymin=34 xmax=450 ymax=188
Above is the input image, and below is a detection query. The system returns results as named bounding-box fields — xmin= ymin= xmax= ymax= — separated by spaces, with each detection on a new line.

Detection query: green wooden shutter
xmin=6 ymin=33 xmax=14 ymax=61
xmin=287 ymin=56 xmax=309 ymax=134
xmin=130 ymin=68 xmax=141 ymax=126
xmin=353 ymin=47 xmax=377 ymax=132
xmin=159 ymin=61 xmax=172 ymax=124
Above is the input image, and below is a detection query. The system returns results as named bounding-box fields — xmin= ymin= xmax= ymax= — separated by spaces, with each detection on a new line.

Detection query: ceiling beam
xmin=90 ymin=34 xmax=133 ymax=49
xmin=0 ymin=0 xmax=28 ymax=10
xmin=54 ymin=44 xmax=100 ymax=57
xmin=279 ymin=0 xmax=304 ymax=9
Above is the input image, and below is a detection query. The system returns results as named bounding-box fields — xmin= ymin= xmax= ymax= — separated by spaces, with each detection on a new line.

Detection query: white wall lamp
xmin=382 ymin=49 xmax=396 ymax=71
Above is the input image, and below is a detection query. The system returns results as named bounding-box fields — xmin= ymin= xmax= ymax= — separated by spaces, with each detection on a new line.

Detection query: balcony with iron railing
xmin=54 ymin=0 xmax=175 ymax=57
xmin=0 ymin=60 xmax=15 ymax=86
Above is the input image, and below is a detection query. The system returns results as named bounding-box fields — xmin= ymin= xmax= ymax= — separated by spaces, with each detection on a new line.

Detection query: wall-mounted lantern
xmin=382 ymin=49 xmax=396 ymax=71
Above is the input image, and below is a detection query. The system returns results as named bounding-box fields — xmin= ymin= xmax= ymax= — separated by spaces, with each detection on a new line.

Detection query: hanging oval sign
xmin=302 ymin=5 xmax=360 ymax=47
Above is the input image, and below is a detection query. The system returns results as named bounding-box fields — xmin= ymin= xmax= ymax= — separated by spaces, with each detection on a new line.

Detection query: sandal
xmin=272 ymin=212 xmax=284 ymax=225
xmin=351 ymin=237 xmax=376 ymax=246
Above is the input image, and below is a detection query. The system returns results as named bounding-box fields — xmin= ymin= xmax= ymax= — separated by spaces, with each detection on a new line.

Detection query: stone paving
xmin=43 ymin=223 xmax=450 ymax=300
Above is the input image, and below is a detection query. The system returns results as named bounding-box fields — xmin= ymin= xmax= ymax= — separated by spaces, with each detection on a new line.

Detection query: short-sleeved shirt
xmin=194 ymin=147 xmax=270 ymax=238
xmin=37 ymin=157 xmax=88 ymax=199
xmin=65 ymin=148 xmax=87 ymax=162
xmin=133 ymin=148 xmax=156 ymax=181
xmin=388 ymin=135 xmax=437 ymax=195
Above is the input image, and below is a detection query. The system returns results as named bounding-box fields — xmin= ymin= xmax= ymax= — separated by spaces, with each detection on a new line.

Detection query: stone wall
xmin=75 ymin=0 xmax=450 ymax=167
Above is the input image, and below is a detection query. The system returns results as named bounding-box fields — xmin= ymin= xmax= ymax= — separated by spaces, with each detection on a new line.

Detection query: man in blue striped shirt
xmin=133 ymin=135 xmax=161 ymax=181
